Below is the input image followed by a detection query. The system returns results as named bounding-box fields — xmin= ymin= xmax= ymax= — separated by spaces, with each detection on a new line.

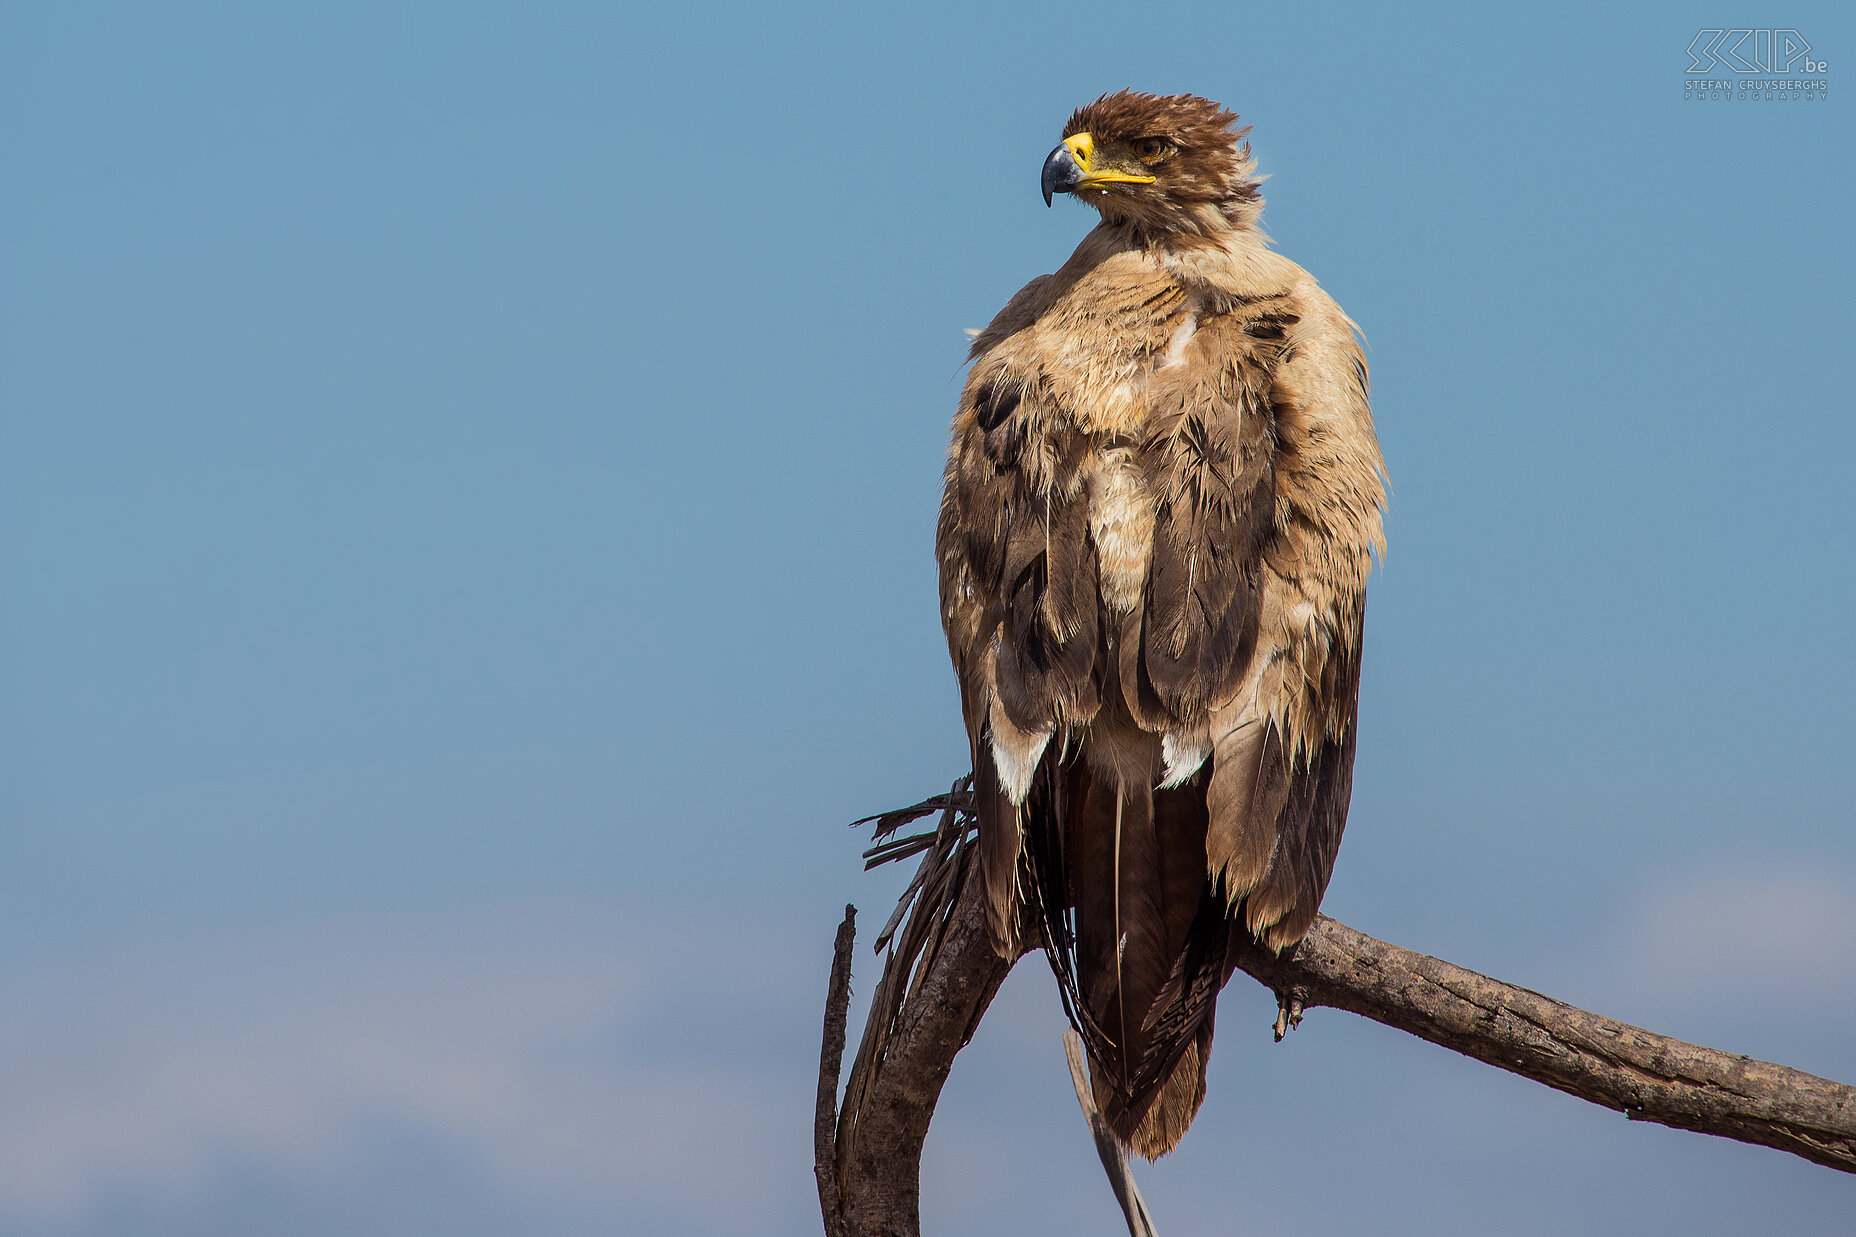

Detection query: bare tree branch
xmin=814 ymin=906 xmax=856 ymax=1237
xmin=833 ymin=859 xmax=1014 ymax=1235
xmin=1064 ymin=1029 xmax=1158 ymax=1237
xmin=815 ymin=781 xmax=1856 ymax=1235
xmin=818 ymin=780 xmax=1020 ymax=1237
xmin=1227 ymin=916 xmax=1856 ymax=1174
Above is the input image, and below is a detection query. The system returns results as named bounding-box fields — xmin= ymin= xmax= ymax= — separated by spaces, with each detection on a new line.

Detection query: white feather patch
xmin=1160 ymin=731 xmax=1210 ymax=788
xmin=1159 ymin=312 xmax=1198 ymax=369
xmin=988 ymin=696 xmax=1053 ymax=805
xmin=990 ymin=729 xmax=1052 ymax=805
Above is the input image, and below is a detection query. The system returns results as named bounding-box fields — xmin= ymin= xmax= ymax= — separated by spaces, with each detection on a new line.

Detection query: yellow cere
xmin=1064 ymin=131 xmax=1156 ymax=188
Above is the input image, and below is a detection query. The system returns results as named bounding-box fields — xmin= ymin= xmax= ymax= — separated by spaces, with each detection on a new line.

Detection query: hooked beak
xmin=1041 ymin=142 xmax=1084 ymax=206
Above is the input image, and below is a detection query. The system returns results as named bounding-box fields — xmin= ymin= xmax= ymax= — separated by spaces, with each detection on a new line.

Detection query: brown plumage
xmin=936 ymin=91 xmax=1386 ymax=1158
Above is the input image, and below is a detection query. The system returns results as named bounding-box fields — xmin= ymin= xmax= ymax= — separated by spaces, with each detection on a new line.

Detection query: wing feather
xmin=1135 ymin=315 xmax=1276 ymax=724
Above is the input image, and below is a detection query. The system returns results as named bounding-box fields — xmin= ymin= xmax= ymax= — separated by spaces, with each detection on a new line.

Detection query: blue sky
xmin=2 ymin=1 xmax=1852 ymax=1232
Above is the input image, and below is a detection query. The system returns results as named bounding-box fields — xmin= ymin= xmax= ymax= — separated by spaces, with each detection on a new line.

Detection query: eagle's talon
xmin=1273 ymin=989 xmax=1306 ymax=1042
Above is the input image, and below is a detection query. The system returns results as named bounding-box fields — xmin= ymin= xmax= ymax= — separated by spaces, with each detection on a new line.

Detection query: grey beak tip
xmin=1040 ymin=142 xmax=1083 ymax=207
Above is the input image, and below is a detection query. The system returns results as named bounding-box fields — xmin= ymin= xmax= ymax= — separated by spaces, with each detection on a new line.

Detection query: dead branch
xmin=815 ymin=779 xmax=1020 ymax=1237
xmin=1063 ymin=1029 xmax=1158 ymax=1237
xmin=814 ymin=780 xmax=1856 ymax=1236
xmin=814 ymin=906 xmax=857 ymax=1237
xmin=1228 ymin=916 xmax=1856 ymax=1174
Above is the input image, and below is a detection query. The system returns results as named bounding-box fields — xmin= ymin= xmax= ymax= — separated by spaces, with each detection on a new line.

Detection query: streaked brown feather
xmin=995 ymin=492 xmax=1100 ymax=733
xmin=1114 ymin=609 xmax=1171 ymax=732
xmin=1245 ymin=618 xmax=1364 ymax=948
xmin=970 ymin=753 xmax=1026 ymax=957
xmin=1204 ymin=703 xmax=1287 ymax=900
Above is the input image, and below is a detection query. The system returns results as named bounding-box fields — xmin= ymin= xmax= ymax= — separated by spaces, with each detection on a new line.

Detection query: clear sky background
xmin=3 ymin=2 xmax=1853 ymax=1233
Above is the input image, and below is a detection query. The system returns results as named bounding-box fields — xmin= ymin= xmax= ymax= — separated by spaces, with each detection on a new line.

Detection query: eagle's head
xmin=1041 ymin=91 xmax=1261 ymax=236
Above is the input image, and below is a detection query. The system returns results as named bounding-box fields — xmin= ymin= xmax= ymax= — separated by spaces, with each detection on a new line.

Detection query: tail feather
xmin=1012 ymin=692 xmax=1355 ymax=1157
xmin=1063 ymin=767 xmax=1228 ymax=1156
xmin=1126 ymin=1028 xmax=1212 ymax=1159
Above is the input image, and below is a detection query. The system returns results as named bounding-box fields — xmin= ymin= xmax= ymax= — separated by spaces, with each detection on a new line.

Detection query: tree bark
xmin=1228 ymin=916 xmax=1856 ymax=1175
xmin=834 ymin=879 xmax=1015 ymax=1235
xmin=814 ymin=908 xmax=858 ymax=1237
xmin=815 ymin=785 xmax=1856 ymax=1236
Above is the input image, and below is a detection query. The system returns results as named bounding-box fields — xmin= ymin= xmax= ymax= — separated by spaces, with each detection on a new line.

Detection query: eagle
xmin=936 ymin=91 xmax=1387 ymax=1159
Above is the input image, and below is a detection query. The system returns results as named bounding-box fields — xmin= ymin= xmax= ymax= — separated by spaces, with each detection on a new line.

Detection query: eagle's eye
xmin=1134 ymin=137 xmax=1172 ymax=163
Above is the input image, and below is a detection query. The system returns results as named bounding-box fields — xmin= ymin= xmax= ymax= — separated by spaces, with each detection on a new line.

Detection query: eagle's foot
xmin=1272 ymin=988 xmax=1306 ymax=1042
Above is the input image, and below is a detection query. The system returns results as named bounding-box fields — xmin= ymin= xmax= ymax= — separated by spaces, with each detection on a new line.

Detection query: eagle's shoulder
xmin=966 ymin=227 xmax=1176 ymax=363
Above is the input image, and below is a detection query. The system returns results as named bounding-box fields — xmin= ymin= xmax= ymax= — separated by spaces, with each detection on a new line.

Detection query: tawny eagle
xmin=936 ymin=91 xmax=1387 ymax=1158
